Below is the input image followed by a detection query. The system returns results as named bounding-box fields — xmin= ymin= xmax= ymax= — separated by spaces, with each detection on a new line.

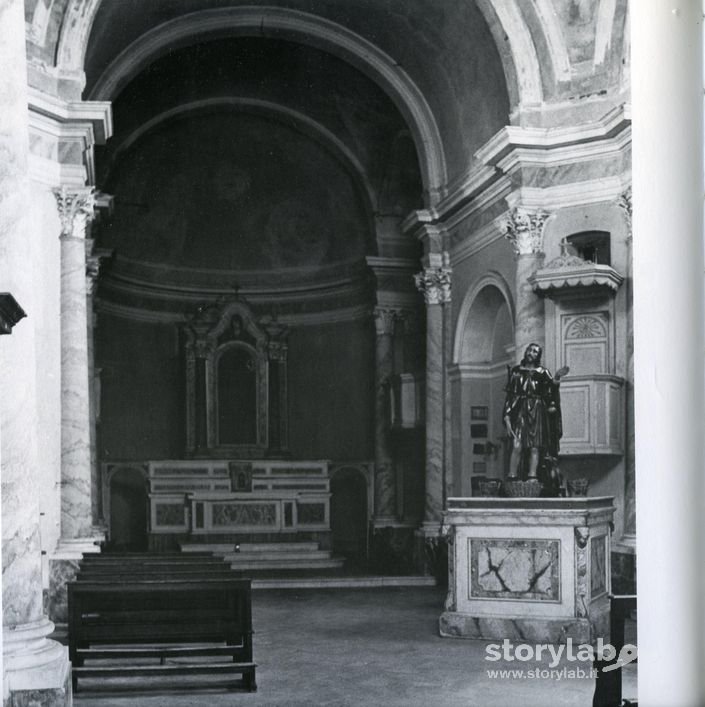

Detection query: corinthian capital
xmin=503 ymin=207 xmax=549 ymax=256
xmin=414 ymin=266 xmax=451 ymax=305
xmin=373 ymin=307 xmax=399 ymax=335
xmin=53 ymin=186 xmax=96 ymax=240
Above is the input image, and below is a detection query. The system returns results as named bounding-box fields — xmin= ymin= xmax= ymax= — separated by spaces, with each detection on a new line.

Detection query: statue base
xmin=439 ymin=497 xmax=615 ymax=645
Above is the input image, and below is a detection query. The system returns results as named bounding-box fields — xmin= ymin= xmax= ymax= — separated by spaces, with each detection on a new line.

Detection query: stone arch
xmin=77 ymin=6 xmax=447 ymax=206
xmin=474 ymin=0 xmax=544 ymax=111
xmin=329 ymin=463 xmax=372 ymax=564
xmin=454 ymin=273 xmax=515 ymax=364
xmin=103 ymin=97 xmax=377 ymax=221
xmin=104 ymin=463 xmax=149 ymax=550
xmin=451 ymin=275 xmax=515 ymax=493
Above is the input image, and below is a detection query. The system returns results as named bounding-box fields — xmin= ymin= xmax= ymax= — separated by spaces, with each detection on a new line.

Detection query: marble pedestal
xmin=3 ymin=619 xmax=71 ymax=707
xmin=439 ymin=497 xmax=615 ymax=644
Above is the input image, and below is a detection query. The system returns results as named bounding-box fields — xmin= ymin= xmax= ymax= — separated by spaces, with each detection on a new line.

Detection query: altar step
xmin=180 ymin=541 xmax=345 ymax=572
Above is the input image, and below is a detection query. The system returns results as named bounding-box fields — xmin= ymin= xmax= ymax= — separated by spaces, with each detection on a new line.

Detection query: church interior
xmin=1 ymin=0 xmax=637 ymax=704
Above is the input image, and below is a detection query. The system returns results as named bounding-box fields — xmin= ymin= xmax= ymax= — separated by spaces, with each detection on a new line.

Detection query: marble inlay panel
xmin=297 ymin=503 xmax=325 ymax=524
xmin=154 ymin=503 xmax=185 ymax=527
xmin=469 ymin=538 xmax=560 ymax=602
xmin=211 ymin=502 xmax=276 ymax=527
xmin=590 ymin=535 xmax=607 ymax=598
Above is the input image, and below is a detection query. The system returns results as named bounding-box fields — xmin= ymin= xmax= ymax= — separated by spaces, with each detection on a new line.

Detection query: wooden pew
xmin=77 ymin=552 xmax=233 ymax=581
xmin=68 ymin=578 xmax=256 ymax=694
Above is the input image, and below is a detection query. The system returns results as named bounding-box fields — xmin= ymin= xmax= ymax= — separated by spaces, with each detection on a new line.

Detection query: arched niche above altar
xmin=182 ymin=299 xmax=288 ymax=458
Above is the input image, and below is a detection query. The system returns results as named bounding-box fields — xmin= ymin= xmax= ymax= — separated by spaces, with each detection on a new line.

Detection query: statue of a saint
xmin=502 ymin=343 xmax=569 ymax=479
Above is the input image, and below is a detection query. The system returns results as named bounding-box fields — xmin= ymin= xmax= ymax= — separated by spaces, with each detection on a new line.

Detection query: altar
xmin=439 ymin=497 xmax=615 ymax=644
xmin=145 ymin=459 xmax=332 ymax=549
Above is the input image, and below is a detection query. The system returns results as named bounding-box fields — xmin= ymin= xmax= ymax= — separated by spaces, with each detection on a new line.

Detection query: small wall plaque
xmin=470 ymin=406 xmax=489 ymax=420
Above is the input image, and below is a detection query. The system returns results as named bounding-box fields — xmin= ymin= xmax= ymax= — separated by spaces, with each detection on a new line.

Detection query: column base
xmin=439 ymin=610 xmax=608 ymax=645
xmin=48 ymin=535 xmax=104 ymax=624
xmin=3 ymin=618 xmax=71 ymax=707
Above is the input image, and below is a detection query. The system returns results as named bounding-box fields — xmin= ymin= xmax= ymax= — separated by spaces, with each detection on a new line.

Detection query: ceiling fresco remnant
xmin=100 ymin=111 xmax=372 ymax=272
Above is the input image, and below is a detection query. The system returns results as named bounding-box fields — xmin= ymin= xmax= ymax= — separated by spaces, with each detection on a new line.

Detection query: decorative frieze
xmin=503 ymin=207 xmax=549 ymax=255
xmin=414 ymin=264 xmax=452 ymax=305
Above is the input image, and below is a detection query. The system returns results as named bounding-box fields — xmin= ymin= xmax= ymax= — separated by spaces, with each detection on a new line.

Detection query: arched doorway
xmin=451 ymin=280 xmax=514 ymax=495
xmin=330 ymin=466 xmax=369 ymax=568
xmin=109 ymin=467 xmax=148 ymax=551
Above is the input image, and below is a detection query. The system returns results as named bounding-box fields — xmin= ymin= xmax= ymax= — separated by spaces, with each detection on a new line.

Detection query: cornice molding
xmin=103 ymin=256 xmax=370 ymax=297
xmin=96 ymin=299 xmax=371 ymax=327
xmin=508 ymin=174 xmax=632 ymax=211
xmin=448 ymin=360 xmax=514 ymax=381
xmin=29 ymin=155 xmax=86 ymax=188
xmin=28 ymin=88 xmax=113 ymax=143
xmin=433 ymin=104 xmax=631 ymax=226
xmin=476 ymin=104 xmax=631 ymax=167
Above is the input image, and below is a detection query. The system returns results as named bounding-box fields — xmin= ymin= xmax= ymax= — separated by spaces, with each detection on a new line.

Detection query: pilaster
xmin=372 ymin=306 xmax=399 ymax=526
xmin=414 ymin=249 xmax=452 ymax=528
xmin=616 ymin=187 xmax=635 ymax=540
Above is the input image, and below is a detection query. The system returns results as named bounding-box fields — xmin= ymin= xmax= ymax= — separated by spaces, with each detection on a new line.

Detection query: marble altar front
xmin=439 ymin=497 xmax=615 ymax=644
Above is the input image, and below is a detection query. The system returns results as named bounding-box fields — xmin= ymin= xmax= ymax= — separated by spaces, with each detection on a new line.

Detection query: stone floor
xmin=74 ymin=586 xmax=637 ymax=707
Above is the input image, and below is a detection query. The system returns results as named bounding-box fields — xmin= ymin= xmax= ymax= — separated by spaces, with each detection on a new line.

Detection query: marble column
xmin=55 ymin=187 xmax=97 ymax=543
xmin=0 ymin=0 xmax=71 ymax=702
xmin=504 ymin=208 xmax=549 ymax=357
xmin=414 ymin=257 xmax=451 ymax=528
xmin=49 ymin=188 xmax=102 ymax=624
xmin=372 ymin=307 xmax=397 ymax=525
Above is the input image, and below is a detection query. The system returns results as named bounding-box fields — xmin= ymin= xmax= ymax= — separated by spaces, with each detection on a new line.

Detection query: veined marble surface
xmin=59 ymin=205 xmax=94 ymax=540
xmin=440 ymin=497 xmax=614 ymax=643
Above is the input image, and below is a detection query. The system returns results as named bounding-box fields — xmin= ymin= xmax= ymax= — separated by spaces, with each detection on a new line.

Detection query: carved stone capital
xmin=373 ymin=307 xmax=399 ymax=335
xmin=53 ymin=186 xmax=96 ymax=240
xmin=503 ymin=207 xmax=549 ymax=256
xmin=414 ymin=267 xmax=451 ymax=305
xmin=268 ymin=340 xmax=288 ymax=362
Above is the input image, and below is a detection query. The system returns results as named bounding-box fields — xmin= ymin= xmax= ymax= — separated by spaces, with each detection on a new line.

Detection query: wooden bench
xmin=68 ymin=578 xmax=256 ymax=694
xmin=77 ymin=552 xmax=235 ymax=581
